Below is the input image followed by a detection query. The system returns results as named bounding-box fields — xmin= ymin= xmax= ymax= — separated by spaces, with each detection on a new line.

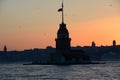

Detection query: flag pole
xmin=62 ymin=0 xmax=64 ymax=23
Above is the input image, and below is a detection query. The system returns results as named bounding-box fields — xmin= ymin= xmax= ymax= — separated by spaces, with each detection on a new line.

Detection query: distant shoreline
xmin=23 ymin=61 xmax=105 ymax=65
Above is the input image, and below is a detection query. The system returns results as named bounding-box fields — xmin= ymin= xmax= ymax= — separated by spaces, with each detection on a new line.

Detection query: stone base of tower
xmin=49 ymin=49 xmax=91 ymax=64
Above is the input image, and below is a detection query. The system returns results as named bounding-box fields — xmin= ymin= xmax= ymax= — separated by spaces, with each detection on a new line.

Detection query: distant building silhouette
xmin=4 ymin=45 xmax=7 ymax=52
xmin=91 ymin=41 xmax=96 ymax=47
xmin=113 ymin=40 xmax=116 ymax=47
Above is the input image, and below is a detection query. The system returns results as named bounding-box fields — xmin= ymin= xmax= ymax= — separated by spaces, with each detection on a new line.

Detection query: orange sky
xmin=0 ymin=0 xmax=120 ymax=51
xmin=70 ymin=16 xmax=120 ymax=47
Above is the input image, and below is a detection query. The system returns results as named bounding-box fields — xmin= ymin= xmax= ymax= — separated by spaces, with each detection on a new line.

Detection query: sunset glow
xmin=0 ymin=0 xmax=120 ymax=51
xmin=70 ymin=16 xmax=120 ymax=47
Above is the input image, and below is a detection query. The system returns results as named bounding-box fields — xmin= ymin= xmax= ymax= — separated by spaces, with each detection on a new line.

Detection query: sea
xmin=0 ymin=61 xmax=120 ymax=80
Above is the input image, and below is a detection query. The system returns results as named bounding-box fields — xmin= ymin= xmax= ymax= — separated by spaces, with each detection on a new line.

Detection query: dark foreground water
xmin=0 ymin=62 xmax=120 ymax=80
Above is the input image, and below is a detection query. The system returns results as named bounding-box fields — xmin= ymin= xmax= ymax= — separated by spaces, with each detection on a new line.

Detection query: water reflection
xmin=0 ymin=62 xmax=119 ymax=80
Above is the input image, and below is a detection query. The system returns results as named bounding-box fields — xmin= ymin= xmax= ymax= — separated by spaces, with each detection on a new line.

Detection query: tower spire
xmin=58 ymin=0 xmax=64 ymax=23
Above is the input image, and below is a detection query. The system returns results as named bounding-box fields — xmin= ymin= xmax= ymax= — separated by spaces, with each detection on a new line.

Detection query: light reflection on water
xmin=0 ymin=62 xmax=120 ymax=80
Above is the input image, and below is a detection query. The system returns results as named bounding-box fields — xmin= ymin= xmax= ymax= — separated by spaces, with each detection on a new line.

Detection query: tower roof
xmin=57 ymin=23 xmax=69 ymax=34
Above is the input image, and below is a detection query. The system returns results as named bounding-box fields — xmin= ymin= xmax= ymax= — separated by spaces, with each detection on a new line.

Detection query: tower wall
xmin=55 ymin=23 xmax=71 ymax=56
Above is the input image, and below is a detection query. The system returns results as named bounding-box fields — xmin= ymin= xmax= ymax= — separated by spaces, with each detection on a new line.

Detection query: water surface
xmin=0 ymin=62 xmax=120 ymax=80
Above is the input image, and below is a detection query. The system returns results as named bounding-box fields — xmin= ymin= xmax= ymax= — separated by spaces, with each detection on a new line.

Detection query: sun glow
xmin=70 ymin=16 xmax=120 ymax=47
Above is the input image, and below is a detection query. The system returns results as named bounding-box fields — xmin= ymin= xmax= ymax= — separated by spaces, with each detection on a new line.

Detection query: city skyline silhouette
xmin=0 ymin=0 xmax=120 ymax=51
xmin=0 ymin=1 xmax=120 ymax=79
xmin=0 ymin=0 xmax=120 ymax=64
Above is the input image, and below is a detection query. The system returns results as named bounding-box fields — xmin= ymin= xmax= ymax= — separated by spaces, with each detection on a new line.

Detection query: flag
xmin=58 ymin=8 xmax=63 ymax=12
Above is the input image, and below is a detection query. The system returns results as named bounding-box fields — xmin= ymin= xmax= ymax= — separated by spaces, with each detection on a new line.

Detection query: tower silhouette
xmin=55 ymin=23 xmax=71 ymax=55
xmin=55 ymin=0 xmax=71 ymax=61
xmin=113 ymin=40 xmax=116 ymax=47
xmin=4 ymin=45 xmax=7 ymax=52
xmin=91 ymin=41 xmax=96 ymax=47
